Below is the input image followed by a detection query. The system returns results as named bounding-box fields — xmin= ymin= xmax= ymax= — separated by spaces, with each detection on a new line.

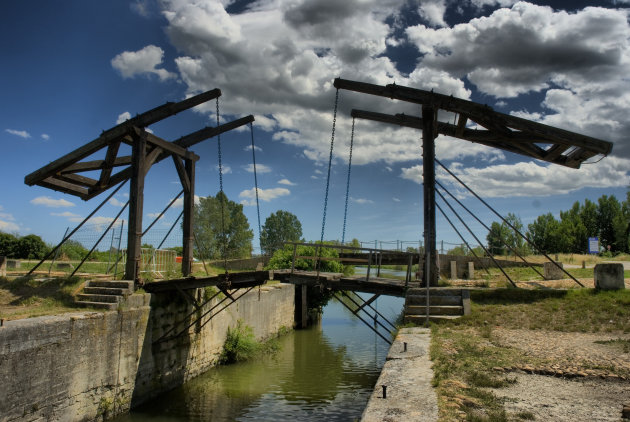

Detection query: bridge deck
xmin=142 ymin=269 xmax=419 ymax=297
xmin=273 ymin=270 xmax=421 ymax=297
xmin=143 ymin=270 xmax=271 ymax=293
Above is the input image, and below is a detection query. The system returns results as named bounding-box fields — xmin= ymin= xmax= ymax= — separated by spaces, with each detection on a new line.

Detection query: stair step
xmin=76 ymin=294 xmax=122 ymax=304
xmin=83 ymin=287 xmax=130 ymax=296
xmin=406 ymin=288 xmax=465 ymax=296
xmin=406 ymin=295 xmax=462 ymax=306
xmin=405 ymin=305 xmax=463 ymax=316
xmin=75 ymin=301 xmax=117 ymax=310
xmin=404 ymin=314 xmax=461 ymax=323
xmin=86 ymin=280 xmax=134 ymax=290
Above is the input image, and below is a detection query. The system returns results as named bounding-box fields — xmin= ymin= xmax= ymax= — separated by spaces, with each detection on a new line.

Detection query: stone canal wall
xmin=0 ymin=283 xmax=295 ymax=422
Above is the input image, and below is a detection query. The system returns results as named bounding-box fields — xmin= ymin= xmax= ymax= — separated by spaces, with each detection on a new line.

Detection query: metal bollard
xmin=382 ymin=385 xmax=387 ymax=399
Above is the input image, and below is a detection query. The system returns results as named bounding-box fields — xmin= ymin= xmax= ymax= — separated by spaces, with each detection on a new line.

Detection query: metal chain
xmin=216 ymin=98 xmax=229 ymax=274
xmin=249 ymin=122 xmax=262 ymax=255
xmin=341 ymin=117 xmax=355 ymax=244
xmin=320 ymin=88 xmax=339 ymax=244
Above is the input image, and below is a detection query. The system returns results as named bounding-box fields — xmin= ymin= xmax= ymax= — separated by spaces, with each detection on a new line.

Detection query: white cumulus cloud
xmin=239 ymin=187 xmax=290 ymax=205
xmin=111 ymin=45 xmax=176 ymax=81
xmin=278 ymin=178 xmax=296 ymax=186
xmin=5 ymin=129 xmax=30 ymax=139
xmin=116 ymin=111 xmax=131 ymax=124
xmin=244 ymin=163 xmax=271 ymax=173
xmin=31 ymin=196 xmax=75 ymax=208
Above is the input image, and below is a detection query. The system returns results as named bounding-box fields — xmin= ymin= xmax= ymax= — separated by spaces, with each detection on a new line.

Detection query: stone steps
xmin=75 ymin=280 xmax=135 ymax=310
xmin=403 ymin=288 xmax=470 ymax=323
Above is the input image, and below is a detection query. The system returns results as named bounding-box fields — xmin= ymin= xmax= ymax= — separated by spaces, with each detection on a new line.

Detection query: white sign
xmin=588 ymin=237 xmax=599 ymax=254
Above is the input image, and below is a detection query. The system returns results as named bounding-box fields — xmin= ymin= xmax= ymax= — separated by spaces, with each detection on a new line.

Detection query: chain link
xmin=216 ymin=98 xmax=229 ymax=274
xmin=341 ymin=117 xmax=355 ymax=244
xmin=320 ymin=88 xmax=339 ymax=244
xmin=249 ymin=122 xmax=262 ymax=254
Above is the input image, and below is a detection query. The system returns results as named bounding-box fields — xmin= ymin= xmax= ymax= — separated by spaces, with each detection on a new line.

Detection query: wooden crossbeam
xmin=61 ymin=156 xmax=132 ymax=174
xmin=337 ymin=78 xmax=613 ymax=166
xmin=39 ymin=177 xmax=88 ymax=197
xmin=350 ymin=108 xmax=608 ymax=168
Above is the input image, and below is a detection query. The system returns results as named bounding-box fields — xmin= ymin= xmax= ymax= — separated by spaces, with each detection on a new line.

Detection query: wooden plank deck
xmin=142 ymin=269 xmax=421 ymax=297
xmin=143 ymin=270 xmax=271 ymax=293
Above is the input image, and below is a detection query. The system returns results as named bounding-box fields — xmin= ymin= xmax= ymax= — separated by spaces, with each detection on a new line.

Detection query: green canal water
xmin=115 ymin=294 xmax=403 ymax=421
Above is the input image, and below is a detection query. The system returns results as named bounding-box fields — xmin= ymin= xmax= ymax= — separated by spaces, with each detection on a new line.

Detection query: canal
xmin=115 ymin=293 xmax=404 ymax=421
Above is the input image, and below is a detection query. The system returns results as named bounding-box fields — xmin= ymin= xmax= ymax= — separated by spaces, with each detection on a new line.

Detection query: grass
xmin=593 ymin=338 xmax=630 ymax=353
xmin=428 ymin=287 xmax=630 ymax=421
xmin=0 ymin=275 xmax=89 ymax=320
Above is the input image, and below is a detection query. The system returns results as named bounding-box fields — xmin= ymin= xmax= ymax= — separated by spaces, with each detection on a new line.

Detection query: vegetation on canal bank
xmin=428 ymin=288 xmax=630 ymax=421
xmin=219 ymin=319 xmax=287 ymax=364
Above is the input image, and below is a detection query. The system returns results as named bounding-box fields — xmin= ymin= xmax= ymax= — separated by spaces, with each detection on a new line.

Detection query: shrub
xmin=219 ymin=320 xmax=259 ymax=364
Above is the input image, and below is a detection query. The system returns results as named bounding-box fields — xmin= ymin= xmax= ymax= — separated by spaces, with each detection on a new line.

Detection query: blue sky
xmin=1 ymin=0 xmax=629 ymax=254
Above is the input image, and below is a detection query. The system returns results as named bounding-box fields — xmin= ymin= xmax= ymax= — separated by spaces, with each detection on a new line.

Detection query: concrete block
xmin=6 ymin=259 xmax=20 ymax=269
xmin=544 ymin=261 xmax=564 ymax=280
xmin=0 ymin=256 xmax=6 ymax=277
xmin=450 ymin=261 xmax=457 ymax=279
xmin=467 ymin=262 xmax=474 ymax=279
xmin=594 ymin=263 xmax=625 ymax=290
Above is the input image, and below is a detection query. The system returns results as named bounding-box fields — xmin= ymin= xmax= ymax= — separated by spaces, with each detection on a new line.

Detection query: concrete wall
xmin=0 ymin=283 xmax=295 ymax=422
xmin=437 ymin=254 xmax=540 ymax=279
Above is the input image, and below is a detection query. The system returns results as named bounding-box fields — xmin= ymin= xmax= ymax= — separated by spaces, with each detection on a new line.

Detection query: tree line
xmin=486 ymin=191 xmax=630 ymax=256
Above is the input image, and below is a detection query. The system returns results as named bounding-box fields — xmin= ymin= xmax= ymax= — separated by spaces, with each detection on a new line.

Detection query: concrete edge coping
xmin=362 ymin=326 xmax=438 ymax=422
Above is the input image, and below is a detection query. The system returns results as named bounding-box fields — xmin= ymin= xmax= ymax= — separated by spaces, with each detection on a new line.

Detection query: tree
xmin=193 ymin=192 xmax=253 ymax=259
xmin=0 ymin=232 xmax=18 ymax=257
xmin=527 ymin=213 xmax=562 ymax=254
xmin=486 ymin=221 xmax=510 ymax=255
xmin=558 ymin=201 xmax=588 ymax=253
xmin=267 ymin=243 xmax=344 ymax=273
xmin=503 ymin=213 xmax=526 ymax=255
xmin=612 ymin=190 xmax=630 ymax=253
xmin=597 ymin=195 xmax=622 ymax=252
xmin=60 ymin=239 xmax=89 ymax=260
xmin=15 ymin=234 xmax=49 ymax=259
xmin=260 ymin=210 xmax=302 ymax=255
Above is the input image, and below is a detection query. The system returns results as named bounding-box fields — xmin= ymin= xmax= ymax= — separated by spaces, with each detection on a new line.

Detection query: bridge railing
xmin=284 ymin=241 xmax=421 ymax=285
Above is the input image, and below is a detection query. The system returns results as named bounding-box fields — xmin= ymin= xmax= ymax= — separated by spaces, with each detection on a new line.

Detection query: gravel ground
xmin=491 ymin=374 xmax=630 ymax=421
xmin=490 ymin=328 xmax=630 ymax=421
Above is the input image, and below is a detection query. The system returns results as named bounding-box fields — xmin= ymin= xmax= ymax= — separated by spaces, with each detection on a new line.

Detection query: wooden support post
xmin=182 ymin=158 xmax=195 ymax=276
xmin=301 ymin=284 xmax=308 ymax=328
xmin=422 ymin=105 xmax=439 ymax=287
xmin=125 ymin=130 xmax=147 ymax=282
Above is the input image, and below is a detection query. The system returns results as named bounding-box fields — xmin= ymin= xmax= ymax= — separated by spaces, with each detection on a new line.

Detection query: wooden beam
xmin=97 ymin=140 xmax=121 ymax=188
xmin=24 ymin=89 xmax=221 ymax=187
xmin=175 ymin=115 xmax=255 ymax=148
xmin=171 ymin=155 xmax=190 ymax=193
xmin=61 ymin=156 xmax=132 ymax=174
xmin=182 ymin=158 xmax=195 ymax=276
xmin=39 ymin=177 xmax=89 ymax=198
xmin=456 ymin=114 xmax=467 ymax=137
xmin=350 ymin=109 xmax=594 ymax=168
xmin=422 ymin=105 xmax=438 ymax=287
xmin=336 ymin=78 xmax=612 ymax=157
xmin=136 ymin=128 xmax=200 ymax=161
xmin=125 ymin=130 xmax=147 ymax=281
xmin=57 ymin=173 xmax=99 ymax=188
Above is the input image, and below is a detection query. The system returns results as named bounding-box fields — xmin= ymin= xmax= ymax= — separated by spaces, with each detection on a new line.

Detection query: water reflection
xmin=116 ymin=295 xmax=403 ymax=421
